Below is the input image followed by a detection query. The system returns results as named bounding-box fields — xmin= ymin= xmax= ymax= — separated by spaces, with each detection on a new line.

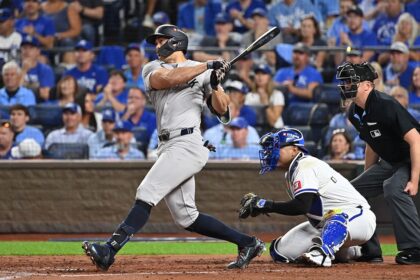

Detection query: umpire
xmin=336 ymin=62 xmax=420 ymax=265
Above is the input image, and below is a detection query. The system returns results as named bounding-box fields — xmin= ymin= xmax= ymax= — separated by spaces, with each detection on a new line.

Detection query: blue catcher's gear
xmin=336 ymin=62 xmax=378 ymax=100
xmin=259 ymin=128 xmax=308 ymax=174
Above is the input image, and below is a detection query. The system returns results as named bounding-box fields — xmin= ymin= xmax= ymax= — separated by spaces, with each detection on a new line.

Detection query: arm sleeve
xmin=263 ymin=192 xmax=316 ymax=216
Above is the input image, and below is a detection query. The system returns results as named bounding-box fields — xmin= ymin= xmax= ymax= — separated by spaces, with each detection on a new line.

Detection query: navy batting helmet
xmin=259 ymin=128 xmax=308 ymax=174
xmin=336 ymin=62 xmax=378 ymax=100
xmin=146 ymin=24 xmax=188 ymax=58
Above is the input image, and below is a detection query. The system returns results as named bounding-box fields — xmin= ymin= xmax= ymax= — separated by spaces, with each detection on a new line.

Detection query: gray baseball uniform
xmin=136 ymin=59 xmax=213 ymax=228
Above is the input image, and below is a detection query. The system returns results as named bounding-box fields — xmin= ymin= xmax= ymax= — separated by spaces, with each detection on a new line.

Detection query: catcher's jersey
xmin=285 ymin=152 xmax=370 ymax=226
xmin=142 ymin=59 xmax=213 ymax=133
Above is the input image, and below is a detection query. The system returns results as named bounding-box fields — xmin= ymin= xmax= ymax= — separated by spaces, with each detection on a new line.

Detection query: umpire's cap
xmin=146 ymin=24 xmax=188 ymax=53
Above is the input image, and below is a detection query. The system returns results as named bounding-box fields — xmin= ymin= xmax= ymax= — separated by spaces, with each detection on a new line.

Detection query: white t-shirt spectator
xmin=245 ymin=89 xmax=285 ymax=128
xmin=0 ymin=31 xmax=22 ymax=61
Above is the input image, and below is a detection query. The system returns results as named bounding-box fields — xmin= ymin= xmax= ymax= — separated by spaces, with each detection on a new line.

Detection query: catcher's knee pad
xmin=317 ymin=212 xmax=348 ymax=259
xmin=269 ymin=237 xmax=290 ymax=263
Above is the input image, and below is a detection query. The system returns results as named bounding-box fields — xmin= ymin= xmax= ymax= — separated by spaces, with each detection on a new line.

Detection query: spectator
xmin=209 ymin=117 xmax=260 ymax=160
xmin=246 ymin=64 xmax=285 ymax=128
xmin=87 ymin=108 xmax=116 ymax=158
xmin=390 ymin=86 xmax=420 ymax=122
xmin=192 ymin=13 xmax=239 ymax=62
xmin=231 ymin=50 xmax=255 ymax=89
xmin=372 ymin=0 xmax=403 ymax=46
xmin=296 ymin=15 xmax=327 ymax=71
xmin=335 ymin=6 xmax=377 ymax=64
xmin=95 ymin=70 xmax=128 ymax=113
xmin=274 ymin=43 xmax=323 ymax=104
xmin=78 ymin=92 xmax=101 ymax=132
xmin=344 ymin=46 xmax=363 ymax=64
xmin=151 ymin=11 xmax=170 ymax=29
xmin=93 ymin=120 xmax=145 ymax=160
xmin=0 ymin=120 xmax=14 ymax=159
xmin=0 ymin=61 xmax=36 ymax=106
xmin=146 ymin=128 xmax=158 ymax=160
xmin=323 ymin=101 xmax=358 ymax=147
xmin=20 ymin=35 xmax=54 ymax=103
xmin=47 ymin=75 xmax=78 ymax=106
xmin=370 ymin=61 xmax=386 ymax=92
xmin=44 ymin=102 xmax=93 ymax=149
xmin=9 ymin=104 xmax=44 ymax=146
xmin=70 ymin=0 xmax=104 ymax=44
xmin=0 ymin=8 xmax=21 ymax=62
xmin=124 ymin=43 xmax=145 ymax=90
xmin=225 ymin=80 xmax=256 ymax=126
xmin=177 ymin=0 xmax=222 ymax=37
xmin=392 ymin=13 xmax=420 ymax=62
xmin=225 ymin=0 xmax=266 ymax=34
xmin=15 ymin=0 xmax=55 ymax=49
xmin=11 ymin=138 xmax=42 ymax=159
xmin=323 ymin=129 xmax=356 ymax=160
xmin=65 ymin=40 xmax=108 ymax=94
xmin=410 ymin=67 xmax=420 ymax=104
xmin=384 ymin=42 xmax=415 ymax=90
xmin=120 ymin=87 xmax=156 ymax=145
xmin=313 ymin=0 xmax=339 ymax=25
xmin=241 ymin=8 xmax=281 ymax=68
xmin=41 ymin=0 xmax=81 ymax=47
xmin=268 ymin=0 xmax=322 ymax=43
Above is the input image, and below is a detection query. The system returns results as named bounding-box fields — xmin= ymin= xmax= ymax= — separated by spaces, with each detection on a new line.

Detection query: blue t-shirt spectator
xmin=25 ymin=62 xmax=55 ymax=89
xmin=177 ymin=0 xmax=222 ymax=36
xmin=124 ymin=69 xmax=144 ymax=90
xmin=239 ymin=105 xmax=257 ymax=126
xmin=124 ymin=109 xmax=156 ymax=143
xmin=327 ymin=17 xmax=369 ymax=43
xmin=336 ymin=29 xmax=378 ymax=49
xmin=93 ymin=145 xmax=145 ymax=160
xmin=313 ymin=0 xmax=339 ymax=23
xmin=95 ymin=88 xmax=130 ymax=107
xmin=15 ymin=15 xmax=56 ymax=38
xmin=15 ymin=125 xmax=45 ymax=146
xmin=409 ymin=92 xmax=420 ymax=104
xmin=274 ymin=65 xmax=323 ymax=104
xmin=384 ymin=64 xmax=415 ymax=90
xmin=225 ymin=0 xmax=266 ymax=33
xmin=0 ymin=87 xmax=36 ymax=106
xmin=372 ymin=13 xmax=401 ymax=46
xmin=65 ymin=64 xmax=108 ymax=93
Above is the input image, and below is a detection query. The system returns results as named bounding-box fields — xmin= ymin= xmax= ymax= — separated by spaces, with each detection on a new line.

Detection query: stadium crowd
xmin=0 ymin=0 xmax=419 ymax=160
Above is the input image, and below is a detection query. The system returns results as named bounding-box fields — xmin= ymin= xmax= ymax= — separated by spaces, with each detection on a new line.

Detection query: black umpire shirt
xmin=349 ymin=89 xmax=420 ymax=164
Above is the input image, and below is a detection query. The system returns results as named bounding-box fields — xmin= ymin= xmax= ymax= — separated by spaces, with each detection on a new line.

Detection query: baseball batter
xmin=238 ymin=128 xmax=376 ymax=267
xmin=82 ymin=24 xmax=265 ymax=271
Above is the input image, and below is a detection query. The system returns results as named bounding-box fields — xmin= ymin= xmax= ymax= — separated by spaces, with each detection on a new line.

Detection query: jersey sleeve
xmin=142 ymin=61 xmax=162 ymax=92
xmin=291 ymin=161 xmax=320 ymax=197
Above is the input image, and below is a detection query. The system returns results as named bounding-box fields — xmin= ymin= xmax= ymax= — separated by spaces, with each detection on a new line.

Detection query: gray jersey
xmin=142 ymin=60 xmax=213 ymax=133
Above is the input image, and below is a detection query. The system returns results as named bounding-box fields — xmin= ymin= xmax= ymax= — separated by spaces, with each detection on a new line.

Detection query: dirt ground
xmin=1 ymin=234 xmax=419 ymax=280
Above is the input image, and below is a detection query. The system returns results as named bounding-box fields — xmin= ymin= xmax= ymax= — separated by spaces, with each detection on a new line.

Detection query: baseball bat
xmin=229 ymin=26 xmax=280 ymax=65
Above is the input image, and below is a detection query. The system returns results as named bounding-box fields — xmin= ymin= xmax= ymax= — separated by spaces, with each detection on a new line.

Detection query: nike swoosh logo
xmin=366 ymin=122 xmax=377 ymax=126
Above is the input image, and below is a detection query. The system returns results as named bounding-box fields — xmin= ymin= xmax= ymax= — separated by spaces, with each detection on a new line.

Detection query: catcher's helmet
xmin=259 ymin=128 xmax=308 ymax=174
xmin=336 ymin=62 xmax=378 ymax=100
xmin=146 ymin=24 xmax=188 ymax=57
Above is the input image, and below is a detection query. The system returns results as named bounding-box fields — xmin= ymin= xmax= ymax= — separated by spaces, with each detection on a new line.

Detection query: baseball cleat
xmin=227 ymin=237 xmax=266 ymax=269
xmin=395 ymin=248 xmax=420 ymax=265
xmin=301 ymin=248 xmax=332 ymax=267
xmin=82 ymin=241 xmax=115 ymax=271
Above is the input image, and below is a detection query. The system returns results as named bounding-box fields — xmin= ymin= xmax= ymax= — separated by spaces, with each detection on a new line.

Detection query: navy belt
xmin=158 ymin=127 xmax=194 ymax=141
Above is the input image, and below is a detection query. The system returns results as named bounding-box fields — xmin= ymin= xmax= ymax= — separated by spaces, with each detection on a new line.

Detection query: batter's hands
xmin=206 ymin=59 xmax=231 ymax=72
xmin=210 ymin=69 xmax=227 ymax=90
xmin=404 ymin=181 xmax=418 ymax=196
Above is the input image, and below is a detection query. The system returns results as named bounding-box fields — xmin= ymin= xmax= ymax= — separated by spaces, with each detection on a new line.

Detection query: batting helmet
xmin=146 ymin=24 xmax=188 ymax=58
xmin=336 ymin=62 xmax=378 ymax=100
xmin=259 ymin=128 xmax=308 ymax=174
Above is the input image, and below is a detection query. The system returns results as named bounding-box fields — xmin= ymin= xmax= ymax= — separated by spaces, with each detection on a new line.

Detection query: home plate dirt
xmin=1 ymin=255 xmax=420 ymax=280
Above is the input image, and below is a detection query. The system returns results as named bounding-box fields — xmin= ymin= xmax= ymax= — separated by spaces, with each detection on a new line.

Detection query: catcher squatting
xmin=82 ymin=24 xmax=375 ymax=270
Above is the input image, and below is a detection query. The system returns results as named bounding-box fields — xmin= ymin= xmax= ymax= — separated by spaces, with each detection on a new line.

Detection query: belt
xmin=158 ymin=127 xmax=194 ymax=141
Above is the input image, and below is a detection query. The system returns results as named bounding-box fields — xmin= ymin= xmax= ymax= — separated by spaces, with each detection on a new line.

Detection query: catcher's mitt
xmin=238 ymin=193 xmax=269 ymax=219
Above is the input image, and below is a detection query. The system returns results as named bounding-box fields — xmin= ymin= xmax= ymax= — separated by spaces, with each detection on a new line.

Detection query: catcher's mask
xmin=146 ymin=24 xmax=188 ymax=58
xmin=336 ymin=62 xmax=378 ymax=101
xmin=259 ymin=128 xmax=308 ymax=174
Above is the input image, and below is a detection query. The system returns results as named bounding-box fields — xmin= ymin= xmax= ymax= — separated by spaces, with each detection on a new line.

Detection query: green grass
xmin=0 ymin=241 xmax=398 ymax=256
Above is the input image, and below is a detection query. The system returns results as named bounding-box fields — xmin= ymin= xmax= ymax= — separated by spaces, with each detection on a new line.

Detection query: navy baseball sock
xmin=185 ymin=213 xmax=254 ymax=248
xmin=106 ymin=200 xmax=152 ymax=254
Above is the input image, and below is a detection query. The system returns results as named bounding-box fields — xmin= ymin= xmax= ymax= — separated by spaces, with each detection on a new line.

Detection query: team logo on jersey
xmin=293 ymin=180 xmax=302 ymax=192
xmin=370 ymin=129 xmax=381 ymax=138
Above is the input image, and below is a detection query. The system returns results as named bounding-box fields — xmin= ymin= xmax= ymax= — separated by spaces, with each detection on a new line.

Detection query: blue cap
xmin=251 ymin=8 xmax=267 ymax=18
xmin=254 ymin=63 xmax=272 ymax=75
xmin=62 ymin=102 xmax=82 ymax=114
xmin=215 ymin=13 xmax=231 ymax=24
xmin=225 ymin=80 xmax=248 ymax=94
xmin=102 ymin=109 xmax=116 ymax=122
xmin=21 ymin=35 xmax=40 ymax=47
xmin=229 ymin=117 xmax=248 ymax=129
xmin=75 ymin=40 xmax=93 ymax=51
xmin=277 ymin=128 xmax=308 ymax=153
xmin=0 ymin=8 xmax=12 ymax=21
xmin=152 ymin=11 xmax=169 ymax=25
xmin=113 ymin=120 xmax=132 ymax=132
xmin=125 ymin=43 xmax=144 ymax=54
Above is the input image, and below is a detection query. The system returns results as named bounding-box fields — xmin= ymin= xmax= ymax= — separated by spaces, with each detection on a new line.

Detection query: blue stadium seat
xmin=46 ymin=143 xmax=89 ymax=159
xmin=0 ymin=105 xmax=10 ymax=119
xmin=283 ymin=103 xmax=330 ymax=126
xmin=28 ymin=105 xmax=63 ymax=130
xmin=313 ymin=84 xmax=341 ymax=115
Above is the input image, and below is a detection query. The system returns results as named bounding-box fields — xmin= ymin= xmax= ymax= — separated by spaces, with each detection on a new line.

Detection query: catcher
xmin=238 ymin=127 xmax=377 ymax=267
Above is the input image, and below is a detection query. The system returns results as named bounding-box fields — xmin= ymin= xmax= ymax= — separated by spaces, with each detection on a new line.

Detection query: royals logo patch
xmin=293 ymin=181 xmax=302 ymax=192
